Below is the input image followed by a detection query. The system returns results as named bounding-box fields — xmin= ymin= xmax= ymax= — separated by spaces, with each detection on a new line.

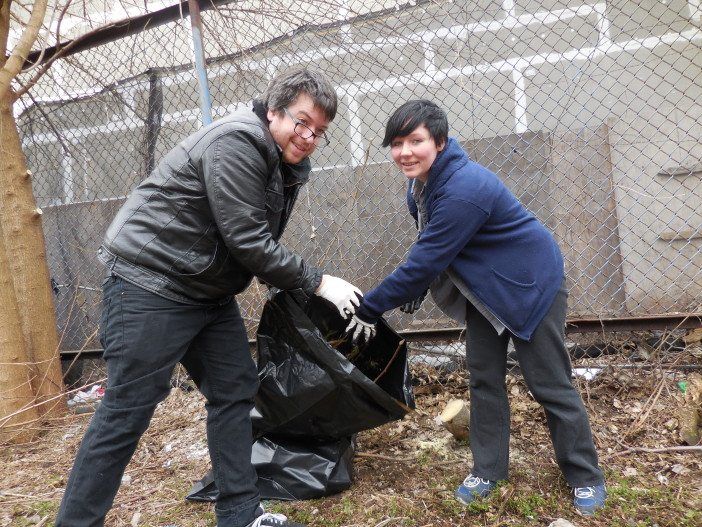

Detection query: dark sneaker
xmin=455 ymin=474 xmax=497 ymax=505
xmin=573 ymin=484 xmax=607 ymax=515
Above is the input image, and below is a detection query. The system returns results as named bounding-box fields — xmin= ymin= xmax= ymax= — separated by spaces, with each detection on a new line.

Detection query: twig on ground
xmin=427 ymin=459 xmax=468 ymax=467
xmin=595 ymin=364 xmax=702 ymax=371
xmin=0 ymin=490 xmax=59 ymax=499
xmin=372 ymin=493 xmax=415 ymax=503
xmin=373 ymin=516 xmax=409 ymax=527
xmin=490 ymin=486 xmax=515 ymax=527
xmin=357 ymin=452 xmax=417 ymax=462
xmin=625 ymin=373 xmax=666 ymax=438
xmin=604 ymin=445 xmax=702 ymax=458
xmin=0 ymin=376 xmax=106 ymax=431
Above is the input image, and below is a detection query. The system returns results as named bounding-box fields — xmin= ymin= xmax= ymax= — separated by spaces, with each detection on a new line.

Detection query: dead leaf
xmin=664 ymin=419 xmax=677 ymax=430
xmin=683 ymin=328 xmax=702 ymax=345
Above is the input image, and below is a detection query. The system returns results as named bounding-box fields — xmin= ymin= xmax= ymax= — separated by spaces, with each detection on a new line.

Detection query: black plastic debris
xmin=187 ymin=436 xmax=354 ymax=502
xmin=186 ymin=290 xmax=414 ymax=502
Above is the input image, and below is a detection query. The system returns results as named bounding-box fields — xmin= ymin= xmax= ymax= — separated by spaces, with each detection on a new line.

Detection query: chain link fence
xmin=15 ymin=0 xmax=702 ymax=364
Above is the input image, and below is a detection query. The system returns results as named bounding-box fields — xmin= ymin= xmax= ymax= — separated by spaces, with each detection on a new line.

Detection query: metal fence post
xmin=187 ymin=0 xmax=212 ymax=126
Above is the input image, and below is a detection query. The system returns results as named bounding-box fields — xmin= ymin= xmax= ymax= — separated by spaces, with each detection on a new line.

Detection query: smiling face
xmin=389 ymin=125 xmax=444 ymax=183
xmin=267 ymin=92 xmax=330 ymax=164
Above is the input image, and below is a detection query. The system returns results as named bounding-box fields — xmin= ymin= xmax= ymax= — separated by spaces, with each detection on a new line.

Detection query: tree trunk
xmin=0 ymin=94 xmax=66 ymax=419
xmin=0 ymin=218 xmax=40 ymax=444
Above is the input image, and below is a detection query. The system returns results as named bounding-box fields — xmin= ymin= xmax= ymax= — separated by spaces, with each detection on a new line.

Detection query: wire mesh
xmin=14 ymin=0 xmax=702 ymax=354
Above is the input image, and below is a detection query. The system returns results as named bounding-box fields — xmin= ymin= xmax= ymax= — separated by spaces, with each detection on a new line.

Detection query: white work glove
xmin=345 ymin=315 xmax=377 ymax=343
xmin=315 ymin=274 xmax=362 ymax=318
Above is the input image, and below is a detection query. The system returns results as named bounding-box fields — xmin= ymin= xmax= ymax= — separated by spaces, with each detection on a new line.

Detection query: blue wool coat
xmin=357 ymin=137 xmax=564 ymax=341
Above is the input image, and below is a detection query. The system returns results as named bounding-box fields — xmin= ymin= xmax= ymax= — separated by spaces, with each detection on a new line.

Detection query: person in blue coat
xmin=347 ymin=100 xmax=606 ymax=515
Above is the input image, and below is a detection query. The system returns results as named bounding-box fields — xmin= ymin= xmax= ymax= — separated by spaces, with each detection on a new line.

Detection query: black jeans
xmin=466 ymin=287 xmax=604 ymax=487
xmin=55 ymin=276 xmax=261 ymax=527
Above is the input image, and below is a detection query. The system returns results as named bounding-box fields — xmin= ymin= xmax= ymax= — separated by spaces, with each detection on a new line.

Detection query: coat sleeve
xmin=201 ymin=129 xmax=323 ymax=294
xmin=357 ymin=195 xmax=489 ymax=322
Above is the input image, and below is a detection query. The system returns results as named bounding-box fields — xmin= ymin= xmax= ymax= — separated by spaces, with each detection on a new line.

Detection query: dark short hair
xmin=263 ymin=66 xmax=338 ymax=121
xmin=382 ymin=99 xmax=449 ymax=147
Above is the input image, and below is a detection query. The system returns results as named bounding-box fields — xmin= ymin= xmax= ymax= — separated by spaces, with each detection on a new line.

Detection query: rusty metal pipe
xmin=396 ymin=313 xmax=702 ymax=341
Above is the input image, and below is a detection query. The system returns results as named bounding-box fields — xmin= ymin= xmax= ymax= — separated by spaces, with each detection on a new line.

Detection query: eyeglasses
xmin=283 ymin=108 xmax=330 ymax=146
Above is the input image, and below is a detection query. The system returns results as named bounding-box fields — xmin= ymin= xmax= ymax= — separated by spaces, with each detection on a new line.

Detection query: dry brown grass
xmin=1 ymin=344 xmax=701 ymax=527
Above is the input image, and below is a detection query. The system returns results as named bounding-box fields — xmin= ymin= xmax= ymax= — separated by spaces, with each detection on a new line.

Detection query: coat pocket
xmin=169 ymin=223 xmax=223 ymax=277
xmin=490 ymin=269 xmax=542 ymax=330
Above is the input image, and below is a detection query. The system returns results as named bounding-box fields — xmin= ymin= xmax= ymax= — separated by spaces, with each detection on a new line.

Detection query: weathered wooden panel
xmin=550 ymin=124 xmax=627 ymax=316
xmin=42 ymin=199 xmax=124 ymax=350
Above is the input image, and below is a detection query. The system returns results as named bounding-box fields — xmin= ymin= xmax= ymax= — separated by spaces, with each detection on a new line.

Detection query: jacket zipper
xmin=278 ymin=181 xmax=302 ymax=236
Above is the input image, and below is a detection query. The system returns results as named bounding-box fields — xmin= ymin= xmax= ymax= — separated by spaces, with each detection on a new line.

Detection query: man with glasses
xmin=56 ymin=67 xmax=360 ymax=527
xmin=283 ymin=107 xmax=330 ymax=145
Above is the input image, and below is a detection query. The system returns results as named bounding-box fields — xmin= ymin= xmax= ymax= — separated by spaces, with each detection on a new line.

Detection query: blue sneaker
xmin=455 ymin=474 xmax=497 ymax=505
xmin=573 ymin=484 xmax=607 ymax=515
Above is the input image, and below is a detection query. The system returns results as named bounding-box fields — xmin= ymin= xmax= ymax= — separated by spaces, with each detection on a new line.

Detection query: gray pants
xmin=466 ymin=287 xmax=604 ymax=487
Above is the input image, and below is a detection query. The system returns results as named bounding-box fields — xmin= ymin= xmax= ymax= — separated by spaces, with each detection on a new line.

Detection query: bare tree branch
xmin=14 ymin=19 xmax=119 ymax=100
xmin=0 ymin=0 xmax=48 ymax=99
xmin=54 ymin=0 xmax=73 ymax=45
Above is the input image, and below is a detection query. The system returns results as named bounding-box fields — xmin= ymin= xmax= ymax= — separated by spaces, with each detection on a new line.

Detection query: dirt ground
xmin=1 ymin=342 xmax=701 ymax=527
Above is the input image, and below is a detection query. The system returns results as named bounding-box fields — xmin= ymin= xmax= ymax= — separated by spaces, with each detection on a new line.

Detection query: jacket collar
xmin=424 ymin=137 xmax=468 ymax=198
xmin=251 ymin=99 xmax=311 ymax=185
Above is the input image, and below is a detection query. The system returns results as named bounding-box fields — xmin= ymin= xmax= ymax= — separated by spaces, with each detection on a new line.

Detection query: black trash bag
xmin=186 ymin=435 xmax=354 ymax=502
xmin=252 ymin=291 xmax=414 ymax=440
xmin=186 ymin=290 xmax=414 ymax=502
